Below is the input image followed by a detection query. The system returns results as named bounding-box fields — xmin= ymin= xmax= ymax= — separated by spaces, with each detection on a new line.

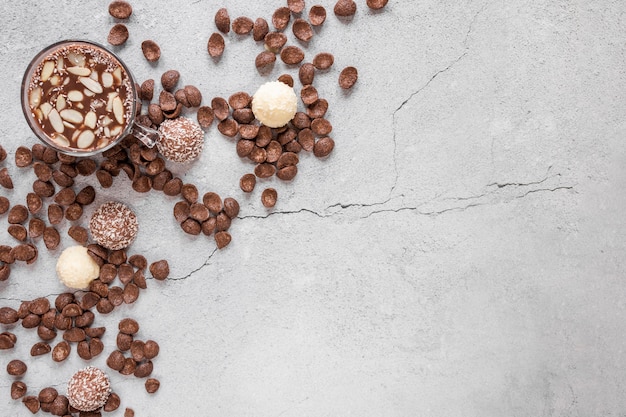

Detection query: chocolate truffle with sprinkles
xmin=67 ymin=366 xmax=111 ymax=412
xmin=89 ymin=201 xmax=138 ymax=250
xmin=157 ymin=116 xmax=205 ymax=163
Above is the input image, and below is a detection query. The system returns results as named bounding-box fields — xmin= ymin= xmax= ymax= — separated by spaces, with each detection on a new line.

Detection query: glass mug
xmin=21 ymin=39 xmax=158 ymax=156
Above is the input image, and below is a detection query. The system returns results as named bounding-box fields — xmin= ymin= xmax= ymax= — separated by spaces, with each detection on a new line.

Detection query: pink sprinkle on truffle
xmin=157 ymin=117 xmax=204 ymax=163
xmin=66 ymin=366 xmax=111 ymax=412
xmin=89 ymin=201 xmax=138 ymax=250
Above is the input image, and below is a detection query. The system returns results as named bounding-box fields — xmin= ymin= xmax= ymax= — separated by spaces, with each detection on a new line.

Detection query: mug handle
xmin=131 ymin=122 xmax=159 ymax=148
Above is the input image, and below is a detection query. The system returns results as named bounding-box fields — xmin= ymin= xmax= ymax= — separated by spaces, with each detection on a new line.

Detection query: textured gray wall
xmin=0 ymin=0 xmax=625 ymax=416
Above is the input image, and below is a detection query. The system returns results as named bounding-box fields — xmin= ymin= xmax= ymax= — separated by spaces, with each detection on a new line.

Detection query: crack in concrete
xmin=168 ymin=247 xmax=218 ymax=281
xmin=389 ymin=2 xmax=490 ymax=200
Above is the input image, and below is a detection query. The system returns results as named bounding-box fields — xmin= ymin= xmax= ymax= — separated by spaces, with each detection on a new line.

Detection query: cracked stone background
xmin=0 ymin=0 xmax=625 ymax=416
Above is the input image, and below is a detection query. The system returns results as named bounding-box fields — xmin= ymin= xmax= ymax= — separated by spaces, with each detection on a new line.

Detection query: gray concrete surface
xmin=1 ymin=0 xmax=625 ymax=416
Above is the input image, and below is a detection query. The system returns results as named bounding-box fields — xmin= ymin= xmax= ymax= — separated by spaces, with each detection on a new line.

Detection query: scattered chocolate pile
xmin=1 ymin=0 xmax=389 ymax=415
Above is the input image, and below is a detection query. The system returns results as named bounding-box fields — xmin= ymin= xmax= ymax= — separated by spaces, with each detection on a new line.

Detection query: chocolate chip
xmin=26 ymin=193 xmax=42 ymax=214
xmin=108 ymin=23 xmax=129 ymax=46
xmin=23 ymin=396 xmax=40 ymax=413
xmin=215 ymin=7 xmax=231 ymax=33
xmin=38 ymin=387 xmax=58 ymax=404
xmin=197 ymin=105 xmax=215 ymax=128
xmin=8 ymin=205 xmax=28 ymax=224
xmin=96 ymin=297 xmax=115 ymax=314
xmin=309 ymin=5 xmax=327 ymax=25
xmin=367 ymin=0 xmax=388 ymax=9
xmin=144 ymin=340 xmax=160 ymax=359
xmin=8 ymin=225 xmax=27 ymax=242
xmin=301 ymin=85 xmax=319 ymax=105
xmin=150 ymin=260 xmax=170 ymax=280
xmin=334 ymin=0 xmax=357 ymax=16
xmin=133 ymin=270 xmax=147 ymax=289
xmin=293 ymin=18 xmax=314 ymax=42
xmin=15 ymin=146 xmax=33 ymax=167
xmin=119 ymin=317 xmax=140 ymax=335
xmin=43 ymin=226 xmax=60 ymax=250
xmin=239 ymin=124 xmax=260 ymax=140
xmin=339 ymin=66 xmax=359 ymax=89
xmin=33 ymin=179 xmax=54 ymax=197
xmin=313 ymin=52 xmax=334 ymax=70
xmin=50 ymin=340 xmax=70 ymax=362
xmin=123 ymin=283 xmax=140 ymax=304
xmin=68 ymin=225 xmax=88 ymax=244
xmin=0 ymin=332 xmax=15 ymax=349
xmin=130 ymin=340 xmax=145 ymax=362
xmin=120 ymin=357 xmax=137 ymax=375
xmin=7 ymin=359 xmax=27 ymax=376
xmin=184 ymin=85 xmax=203 ymax=107
xmin=49 ymin=394 xmax=69 ymax=416
xmin=75 ymin=310 xmax=96 ymax=328
xmin=162 ymin=177 xmax=183 ymax=196
xmin=140 ymin=79 xmax=155 ymax=101
xmin=214 ymin=231 xmax=232 ymax=249
xmin=145 ymin=378 xmax=160 ymax=394
xmin=11 ymin=381 xmax=27 ymax=399
xmin=277 ymin=165 xmax=298 ymax=181
xmin=0 ymin=145 xmax=6 ymax=162
xmin=239 ymin=173 xmax=256 ymax=193
xmin=161 ymin=70 xmax=180 ymax=92
xmin=307 ymin=98 xmax=329 ymax=118
xmin=265 ymin=32 xmax=288 ymax=52
xmin=76 ymin=185 xmax=96 ymax=205
xmin=272 ymin=6 xmax=291 ymax=30
xmin=29 ymin=297 xmax=50 ymax=315
xmin=255 ymin=163 xmax=276 ymax=178
xmin=63 ymin=327 xmax=86 ymax=343
xmin=208 ymin=32 xmax=225 ymax=57
xmin=253 ymin=17 xmax=270 ymax=41
xmin=55 ymin=293 xmax=75 ymax=312
xmin=0 ymin=196 xmax=10 ymax=214
xmin=11 ymin=244 xmax=37 ymax=263
xmin=181 ymin=218 xmax=202 ymax=235
xmin=77 ymin=340 xmax=92 ymax=360
xmin=54 ymin=187 xmax=76 ymax=206
xmin=236 ymin=139 xmax=255 ymax=157
xmin=109 ymin=0 xmax=133 ymax=18
xmin=30 ymin=341 xmax=51 ymax=356
xmin=232 ymin=16 xmax=254 ymax=35
xmin=218 ymin=118 xmax=239 ymax=137
xmin=314 ymin=136 xmax=335 ymax=157
xmin=181 ymin=183 xmax=199 ymax=204
xmin=189 ymin=203 xmax=210 ymax=222
xmin=108 ymin=286 xmax=125 ymax=306
xmin=249 ymin=146 xmax=267 ymax=163
xmin=134 ymin=361 xmax=154 ymax=378
xmin=223 ymin=197 xmax=240 ymax=218
xmin=107 ymin=350 xmax=126 ymax=371
xmin=141 ymin=40 xmax=161 ymax=62
xmin=0 ymin=168 xmax=14 ymax=189
xmin=52 ymin=170 xmax=74 ymax=187
xmin=104 ymin=392 xmax=121 ymax=412
xmin=96 ymin=169 xmax=114 ymax=188
xmin=202 ymin=217 xmax=217 ymax=236
xmin=202 ymin=192 xmax=222 ymax=213
xmin=0 ymin=307 xmax=18 ymax=324
xmin=261 ymin=188 xmax=278 ymax=208
xmin=311 ymin=118 xmax=333 ymax=135
xmin=152 ymin=170 xmax=173 ymax=191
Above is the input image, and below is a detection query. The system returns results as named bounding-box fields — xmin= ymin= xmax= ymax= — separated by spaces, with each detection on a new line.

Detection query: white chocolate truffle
xmin=251 ymin=81 xmax=297 ymax=128
xmin=56 ymin=246 xmax=100 ymax=290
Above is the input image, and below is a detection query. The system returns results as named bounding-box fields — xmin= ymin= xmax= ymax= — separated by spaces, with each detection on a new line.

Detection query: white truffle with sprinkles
xmin=89 ymin=201 xmax=138 ymax=250
xmin=66 ymin=366 xmax=111 ymax=412
xmin=157 ymin=116 xmax=204 ymax=163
